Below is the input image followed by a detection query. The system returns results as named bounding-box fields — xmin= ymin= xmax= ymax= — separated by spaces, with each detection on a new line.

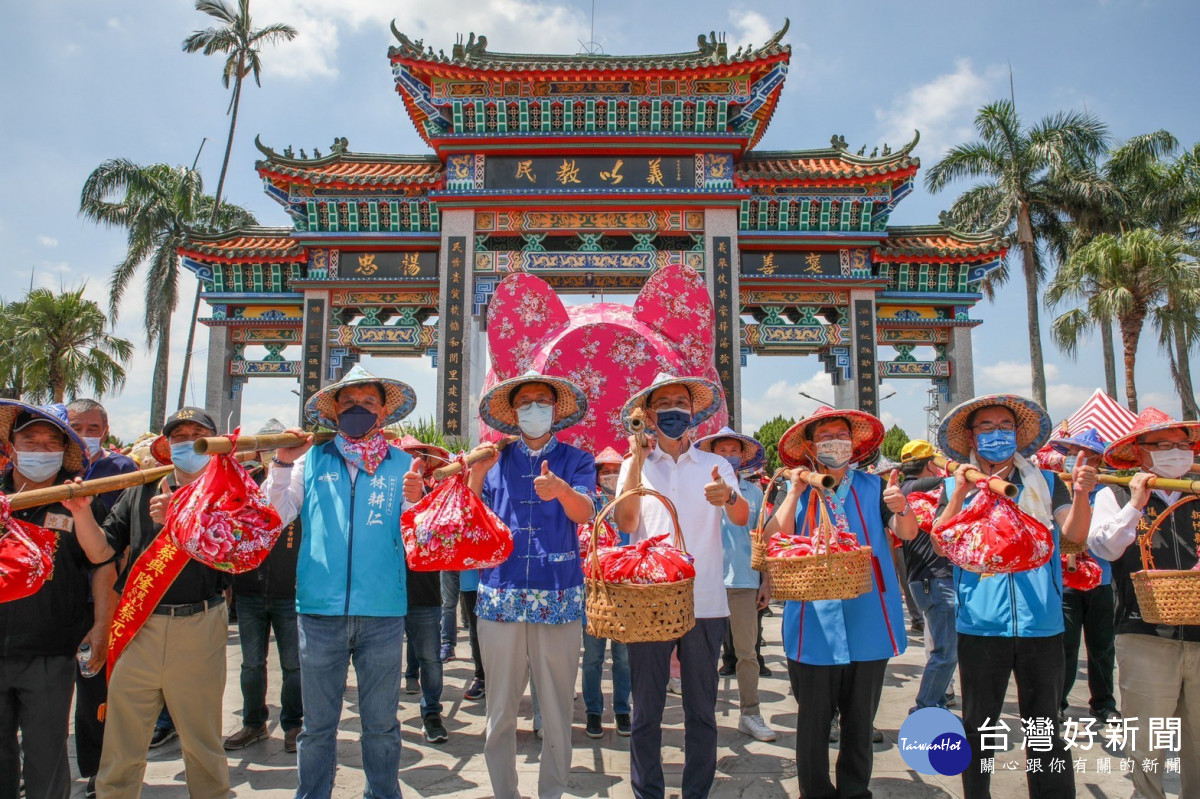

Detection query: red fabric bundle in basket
xmin=766 ymin=530 xmax=861 ymax=558
xmin=579 ymin=517 xmax=618 ymax=563
xmin=584 ymin=534 xmax=695 ymax=585
xmin=932 ymin=481 xmax=1053 ymax=574
xmin=165 ymin=431 xmax=283 ymax=572
xmin=1062 ymin=551 xmax=1102 ymax=591
xmin=0 ymin=494 xmax=59 ymax=603
xmin=402 ymin=458 xmax=513 ymax=571
xmin=908 ymin=487 xmax=943 ymax=534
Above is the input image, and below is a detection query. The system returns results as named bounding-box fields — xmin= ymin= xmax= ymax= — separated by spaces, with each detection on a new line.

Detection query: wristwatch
xmin=726 ymin=490 xmax=738 ymax=506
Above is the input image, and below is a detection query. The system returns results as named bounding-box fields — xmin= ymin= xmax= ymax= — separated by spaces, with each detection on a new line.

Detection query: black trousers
xmin=787 ymin=658 xmax=887 ymax=799
xmin=958 ymin=633 xmax=1075 ymax=799
xmin=459 ymin=589 xmax=483 ymax=680
xmin=1060 ymin=585 xmax=1117 ymax=715
xmin=0 ymin=654 xmax=76 ymax=799
xmin=73 ymin=668 xmax=107 ymax=778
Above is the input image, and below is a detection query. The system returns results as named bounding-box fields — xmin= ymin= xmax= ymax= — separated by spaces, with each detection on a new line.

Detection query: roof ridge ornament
xmin=254 ymin=134 xmax=350 ymax=165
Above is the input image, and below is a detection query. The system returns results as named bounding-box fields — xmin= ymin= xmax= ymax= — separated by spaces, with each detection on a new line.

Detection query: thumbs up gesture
xmin=149 ymin=483 xmax=174 ymax=526
xmin=534 ymin=460 xmax=567 ymax=501
xmin=403 ymin=458 xmax=426 ymax=503
xmin=882 ymin=469 xmax=908 ymax=515
xmin=704 ymin=464 xmax=733 ymax=507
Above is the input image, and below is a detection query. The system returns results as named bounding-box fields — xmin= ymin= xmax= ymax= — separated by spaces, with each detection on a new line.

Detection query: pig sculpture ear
xmin=633 ymin=264 xmax=715 ymax=374
xmin=485 ymin=272 xmax=570 ymax=379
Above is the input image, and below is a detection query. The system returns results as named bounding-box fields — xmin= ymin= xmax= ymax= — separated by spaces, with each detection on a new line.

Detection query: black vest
xmin=1109 ymin=487 xmax=1200 ymax=642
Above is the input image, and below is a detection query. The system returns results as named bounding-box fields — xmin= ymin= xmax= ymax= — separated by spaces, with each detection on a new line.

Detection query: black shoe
xmin=872 ymin=728 xmax=884 ymax=743
xmin=944 ymin=689 xmax=956 ymax=708
xmin=404 ymin=676 xmax=420 ymax=695
xmin=585 ymin=713 xmax=603 ymax=739
xmin=423 ymin=713 xmax=448 ymax=743
xmin=464 ymin=678 xmax=485 ymax=701
xmin=761 ymin=607 xmax=775 ymax=617
xmin=615 ymin=713 xmax=631 ymax=737
xmin=758 ymin=662 xmax=771 ymax=677
xmin=718 ymin=662 xmax=736 ymax=677
xmin=85 ymin=777 xmax=96 ymax=799
xmin=149 ymin=726 xmax=178 ymax=749
xmin=910 ymin=621 xmax=925 ymax=634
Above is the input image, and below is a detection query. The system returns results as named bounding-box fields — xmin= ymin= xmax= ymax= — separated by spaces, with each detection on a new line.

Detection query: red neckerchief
xmin=337 ymin=433 xmax=389 ymax=475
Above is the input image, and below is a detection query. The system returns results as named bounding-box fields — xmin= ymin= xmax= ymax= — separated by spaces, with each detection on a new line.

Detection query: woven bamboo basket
xmin=766 ymin=486 xmax=873 ymax=602
xmin=1060 ymin=537 xmax=1087 ymax=556
xmin=585 ymin=486 xmax=695 ymax=643
xmin=1131 ymin=495 xmax=1200 ymax=626
xmin=750 ymin=468 xmax=789 ymax=572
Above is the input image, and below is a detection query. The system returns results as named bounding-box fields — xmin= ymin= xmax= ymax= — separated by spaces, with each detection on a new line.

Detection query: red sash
xmin=105 ymin=531 xmax=189 ymax=682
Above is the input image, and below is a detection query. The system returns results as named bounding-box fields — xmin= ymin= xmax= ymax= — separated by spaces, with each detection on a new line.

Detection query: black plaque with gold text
xmin=441 ymin=237 xmax=468 ymax=435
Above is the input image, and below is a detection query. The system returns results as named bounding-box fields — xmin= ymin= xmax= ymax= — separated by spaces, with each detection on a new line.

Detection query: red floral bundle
xmin=908 ymin=487 xmax=944 ymax=534
xmin=1062 ymin=551 xmax=1102 ymax=591
xmin=579 ymin=517 xmax=618 ymax=564
xmin=932 ymin=481 xmax=1053 ymax=574
xmin=0 ymin=494 xmax=59 ymax=603
xmin=584 ymin=534 xmax=695 ymax=585
xmin=402 ymin=458 xmax=513 ymax=571
xmin=165 ymin=430 xmax=283 ymax=573
xmin=767 ymin=529 xmax=861 ymax=558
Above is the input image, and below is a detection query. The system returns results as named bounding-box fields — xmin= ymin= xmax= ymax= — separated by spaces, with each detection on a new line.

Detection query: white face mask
xmin=516 ymin=402 xmax=554 ymax=439
xmin=16 ymin=451 xmax=64 ymax=482
xmin=814 ymin=439 xmax=853 ymax=470
xmin=82 ymin=436 xmax=104 ymax=457
xmin=599 ymin=474 xmax=619 ymax=495
xmin=1149 ymin=449 xmax=1194 ymax=480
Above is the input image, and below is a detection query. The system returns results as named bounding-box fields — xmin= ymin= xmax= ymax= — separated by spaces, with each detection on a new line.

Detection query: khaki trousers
xmin=1115 ymin=633 xmax=1200 ymax=799
xmin=726 ymin=587 xmax=761 ymax=714
xmin=97 ymin=602 xmax=230 ymax=799
xmin=479 ymin=619 xmax=581 ymax=799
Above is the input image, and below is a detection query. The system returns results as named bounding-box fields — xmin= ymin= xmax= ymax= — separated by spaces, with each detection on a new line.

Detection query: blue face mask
xmin=1063 ymin=454 xmax=1078 ymax=474
xmin=169 ymin=442 xmax=210 ymax=474
xmin=654 ymin=409 xmax=692 ymax=441
xmin=975 ymin=429 xmax=1018 ymax=463
xmin=723 ymin=454 xmax=743 ymax=473
xmin=337 ymin=405 xmax=378 ymax=440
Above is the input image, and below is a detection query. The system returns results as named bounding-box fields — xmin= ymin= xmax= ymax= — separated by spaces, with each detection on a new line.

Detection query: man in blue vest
xmin=766 ymin=406 xmax=916 ymax=799
xmin=935 ymin=395 xmax=1097 ymax=799
xmin=267 ymin=365 xmax=423 ymax=799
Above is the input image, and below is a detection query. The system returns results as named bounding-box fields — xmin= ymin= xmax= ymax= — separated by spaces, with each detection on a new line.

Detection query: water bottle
xmin=77 ymin=643 xmax=94 ymax=676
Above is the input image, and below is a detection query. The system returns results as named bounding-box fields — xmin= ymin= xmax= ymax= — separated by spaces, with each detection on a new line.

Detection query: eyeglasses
xmin=513 ymin=400 xmax=552 ymax=411
xmin=337 ymin=397 xmax=382 ymax=411
xmin=1138 ymin=440 xmax=1194 ymax=452
xmin=972 ymin=423 xmax=1016 ymax=434
xmin=650 ymin=400 xmax=691 ymax=411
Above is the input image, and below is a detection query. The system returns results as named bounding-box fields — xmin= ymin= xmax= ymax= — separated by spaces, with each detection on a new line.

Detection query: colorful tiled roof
xmin=877 ymin=224 xmax=1007 ymax=262
xmin=738 ymin=135 xmax=920 ymax=185
xmin=255 ymin=137 xmax=443 ymax=190
xmin=388 ymin=21 xmax=790 ymax=72
xmin=179 ymin=227 xmax=304 ymax=263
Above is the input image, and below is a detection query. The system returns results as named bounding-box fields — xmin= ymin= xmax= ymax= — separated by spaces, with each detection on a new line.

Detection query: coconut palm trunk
xmin=1118 ymin=308 xmax=1147 ymax=413
xmin=1099 ymin=317 xmax=1118 ymax=400
xmin=1171 ymin=318 xmax=1198 ymax=420
xmin=1016 ymin=204 xmax=1048 ymax=408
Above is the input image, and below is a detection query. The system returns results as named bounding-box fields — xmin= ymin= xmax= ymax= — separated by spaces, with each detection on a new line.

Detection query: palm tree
xmin=177 ymin=0 xmax=297 ymax=407
xmin=1045 ymin=229 xmax=1200 ymax=413
xmin=78 ymin=159 xmax=255 ymax=431
xmin=1 ymin=287 xmax=134 ymax=403
xmin=925 ymin=100 xmax=1110 ymax=409
xmin=0 ymin=297 xmax=27 ymax=398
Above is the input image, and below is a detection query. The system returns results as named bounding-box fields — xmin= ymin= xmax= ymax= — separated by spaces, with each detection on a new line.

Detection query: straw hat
xmin=397 ymin=434 xmax=451 ymax=465
xmin=305 ymin=364 xmax=416 ymax=429
xmin=479 ymin=370 xmax=588 ymax=436
xmin=694 ymin=426 xmax=766 ymax=471
xmin=620 ymin=372 xmax=722 ymax=434
xmin=1049 ymin=428 xmax=1107 ymax=457
xmin=594 ymin=446 xmax=624 ymax=467
xmin=777 ymin=406 xmax=885 ymax=468
xmin=1103 ymin=407 xmax=1200 ymax=469
xmin=937 ymin=394 xmax=1051 ymax=464
xmin=0 ymin=400 xmax=89 ymax=475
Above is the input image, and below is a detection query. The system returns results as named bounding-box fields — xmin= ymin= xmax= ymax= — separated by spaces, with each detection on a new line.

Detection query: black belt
xmin=152 ymin=595 xmax=225 ymax=618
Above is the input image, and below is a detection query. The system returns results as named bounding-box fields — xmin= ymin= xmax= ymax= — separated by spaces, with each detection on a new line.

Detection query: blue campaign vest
xmin=782 ymin=470 xmax=906 ymax=666
xmin=297 ymin=441 xmax=411 ymax=617
xmin=951 ymin=469 xmax=1065 ymax=638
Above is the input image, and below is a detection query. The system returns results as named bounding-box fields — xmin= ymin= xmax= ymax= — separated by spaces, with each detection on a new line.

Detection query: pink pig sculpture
xmin=479 ymin=263 xmax=729 ymax=454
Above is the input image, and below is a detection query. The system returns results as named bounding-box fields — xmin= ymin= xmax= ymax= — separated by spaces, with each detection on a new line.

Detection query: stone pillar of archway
xmin=204 ymin=325 xmax=242 ymax=433
xmin=940 ymin=326 xmax=975 ymax=413
xmin=705 ymin=208 xmax=742 ymax=429
xmin=437 ymin=209 xmax=476 ymax=439
xmin=833 ymin=288 xmax=880 ymax=415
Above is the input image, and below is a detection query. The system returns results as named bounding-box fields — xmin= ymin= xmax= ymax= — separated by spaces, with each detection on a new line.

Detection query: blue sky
xmin=2 ymin=0 xmax=1197 ymax=442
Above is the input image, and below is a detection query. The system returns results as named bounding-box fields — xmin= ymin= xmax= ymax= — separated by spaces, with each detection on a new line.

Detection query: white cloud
xmin=727 ymin=7 xmax=774 ymax=51
xmin=253 ymin=0 xmax=587 ymax=81
xmin=37 ymin=235 xmax=58 ymax=248
xmin=977 ymin=360 xmax=1094 ymax=422
xmin=874 ymin=59 xmax=1005 ymax=163
xmin=741 ymin=370 xmax=834 ymax=432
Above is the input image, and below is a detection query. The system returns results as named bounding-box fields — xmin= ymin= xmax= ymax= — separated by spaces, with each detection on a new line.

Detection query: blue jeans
xmin=908 ymin=578 xmax=958 ymax=711
xmin=440 ymin=572 xmax=460 ymax=648
xmin=297 ymin=614 xmax=405 ymax=799
xmin=582 ymin=632 xmax=630 ymax=716
xmin=237 ymin=594 xmax=302 ymax=730
xmin=404 ymin=607 xmax=443 ymax=717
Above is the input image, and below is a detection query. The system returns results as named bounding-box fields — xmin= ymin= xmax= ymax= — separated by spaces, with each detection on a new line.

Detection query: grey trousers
xmin=479 ymin=619 xmax=582 ymax=799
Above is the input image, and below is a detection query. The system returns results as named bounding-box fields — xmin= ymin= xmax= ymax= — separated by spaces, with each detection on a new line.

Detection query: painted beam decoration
xmin=301 ymin=298 xmax=326 ymax=407
xmin=342 ymin=251 xmax=438 ymax=279
xmin=854 ymin=298 xmax=878 ymax=415
xmin=712 ymin=236 xmax=736 ymax=427
xmin=741 ymin=250 xmax=842 ymax=278
xmin=441 ymin=236 xmax=468 ymax=435
xmin=484 ymin=156 xmax=696 ymax=191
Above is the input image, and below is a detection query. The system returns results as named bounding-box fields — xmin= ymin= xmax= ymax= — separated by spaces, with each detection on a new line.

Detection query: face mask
xmin=1149 ymin=449 xmax=1194 ymax=480
xmin=15 ymin=451 xmax=64 ymax=482
xmin=336 ymin=405 xmax=378 ymax=440
xmin=169 ymin=442 xmax=211 ymax=474
xmin=975 ymin=429 xmax=1018 ymax=463
xmin=82 ymin=437 xmax=104 ymax=457
xmin=723 ymin=454 xmax=743 ymax=473
xmin=814 ymin=440 xmax=853 ymax=470
xmin=1063 ymin=455 xmax=1078 ymax=474
xmin=654 ymin=409 xmax=692 ymax=441
xmin=516 ymin=402 xmax=554 ymax=439
xmin=599 ymin=474 xmax=619 ymax=495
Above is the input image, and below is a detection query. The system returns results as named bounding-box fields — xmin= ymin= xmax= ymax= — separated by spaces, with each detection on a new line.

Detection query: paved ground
xmin=69 ymin=603 xmax=1176 ymax=798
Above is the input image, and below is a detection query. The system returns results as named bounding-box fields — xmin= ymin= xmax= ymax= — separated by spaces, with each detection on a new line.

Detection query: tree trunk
xmin=1118 ymin=312 xmax=1146 ymax=414
xmin=1099 ymin=314 xmax=1118 ymax=400
xmin=1172 ymin=317 xmax=1198 ymax=420
xmin=1016 ymin=202 xmax=1048 ymax=408
xmin=150 ymin=327 xmax=171 ymax=433
xmin=177 ymin=67 xmax=243 ymax=410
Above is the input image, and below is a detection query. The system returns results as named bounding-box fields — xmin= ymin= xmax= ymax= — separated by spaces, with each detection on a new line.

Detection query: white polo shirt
xmin=617 ymin=444 xmax=738 ymax=618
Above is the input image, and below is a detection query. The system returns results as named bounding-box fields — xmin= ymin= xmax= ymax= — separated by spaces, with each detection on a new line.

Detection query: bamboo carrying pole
xmin=785 ymin=466 xmax=837 ymax=491
xmin=1058 ymin=471 xmax=1200 ymax=496
xmin=432 ymin=436 xmax=519 ymax=480
xmin=932 ymin=454 xmax=1019 ymax=499
xmin=193 ymin=429 xmax=398 ymax=455
xmin=626 ymin=407 xmax=651 ymax=449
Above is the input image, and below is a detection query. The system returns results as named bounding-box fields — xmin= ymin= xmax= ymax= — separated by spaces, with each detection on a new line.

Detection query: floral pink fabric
xmin=402 ymin=459 xmax=513 ymax=571
xmin=908 ymin=487 xmax=943 ymax=534
xmin=0 ymin=493 xmax=59 ymax=603
xmin=339 ymin=433 xmax=389 ymax=476
xmin=578 ymin=517 xmax=619 ymax=566
xmin=931 ymin=481 xmax=1053 ymax=574
xmin=584 ymin=534 xmax=695 ymax=585
xmin=1062 ymin=551 xmax=1102 ymax=591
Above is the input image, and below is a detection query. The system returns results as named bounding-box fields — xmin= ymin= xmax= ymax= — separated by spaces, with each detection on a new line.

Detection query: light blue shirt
xmin=722 ymin=477 xmax=764 ymax=589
